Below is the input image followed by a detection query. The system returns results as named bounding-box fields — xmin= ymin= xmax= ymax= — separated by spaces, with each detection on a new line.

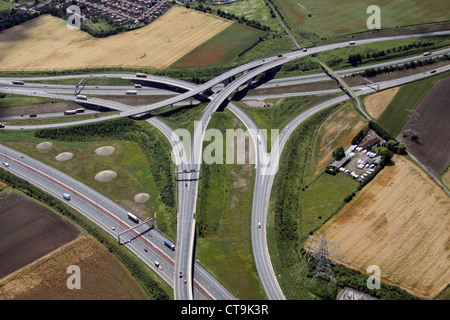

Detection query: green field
xmin=191 ymin=0 xmax=284 ymax=32
xmin=235 ymin=95 xmax=337 ymax=151
xmin=171 ymin=23 xmax=266 ymax=68
xmin=301 ymin=173 xmax=359 ymax=233
xmin=0 ymin=0 xmax=14 ymax=10
xmin=0 ymin=94 xmax=58 ymax=108
xmin=377 ymin=70 xmax=450 ymax=136
xmin=0 ymin=120 xmax=178 ymax=239
xmin=195 ymin=109 xmax=265 ymax=300
xmin=272 ymin=0 xmax=450 ymax=43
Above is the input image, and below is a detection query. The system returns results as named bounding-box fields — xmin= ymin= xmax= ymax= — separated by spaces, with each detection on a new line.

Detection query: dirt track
xmin=0 ymin=193 xmax=80 ymax=279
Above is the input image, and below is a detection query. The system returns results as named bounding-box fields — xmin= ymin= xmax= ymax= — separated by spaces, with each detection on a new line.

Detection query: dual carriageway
xmin=1 ymin=30 xmax=450 ymax=300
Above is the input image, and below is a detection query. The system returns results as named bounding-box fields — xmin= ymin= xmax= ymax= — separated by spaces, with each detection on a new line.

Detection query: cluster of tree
xmin=402 ymin=129 xmax=419 ymax=141
xmin=0 ymin=9 xmax=39 ymax=32
xmin=35 ymin=118 xmax=175 ymax=208
xmin=280 ymin=56 xmax=320 ymax=73
xmin=0 ymin=168 xmax=170 ymax=300
xmin=346 ymin=40 xmax=444 ymax=68
xmin=368 ymin=120 xmax=393 ymax=141
xmin=362 ymin=54 xmax=450 ymax=78
xmin=331 ymin=263 xmax=418 ymax=300
xmin=332 ymin=146 xmax=345 ymax=161
xmin=351 ymin=126 xmax=369 ymax=145
xmin=348 ymin=53 xmax=363 ymax=67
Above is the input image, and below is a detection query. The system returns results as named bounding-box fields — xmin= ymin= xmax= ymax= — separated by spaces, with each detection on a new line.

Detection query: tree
xmin=386 ymin=139 xmax=398 ymax=151
xmin=395 ymin=143 xmax=407 ymax=155
xmin=332 ymin=147 xmax=345 ymax=160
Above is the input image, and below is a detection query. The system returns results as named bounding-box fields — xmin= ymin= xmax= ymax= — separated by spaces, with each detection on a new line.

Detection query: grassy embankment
xmin=195 ymin=109 xmax=265 ymax=300
xmin=0 ymin=119 xmax=178 ymax=239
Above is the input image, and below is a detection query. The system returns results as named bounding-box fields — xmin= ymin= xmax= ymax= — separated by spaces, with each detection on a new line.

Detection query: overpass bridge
xmin=314 ymin=56 xmax=371 ymax=120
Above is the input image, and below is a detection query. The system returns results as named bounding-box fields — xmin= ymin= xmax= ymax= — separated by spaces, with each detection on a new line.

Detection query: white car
xmin=2 ymin=162 xmax=9 ymax=167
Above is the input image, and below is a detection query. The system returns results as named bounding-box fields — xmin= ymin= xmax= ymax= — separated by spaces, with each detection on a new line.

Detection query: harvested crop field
xmin=307 ymin=155 xmax=450 ymax=299
xmin=398 ymin=76 xmax=450 ymax=176
xmin=0 ymin=192 xmax=80 ymax=279
xmin=0 ymin=6 xmax=233 ymax=70
xmin=0 ymin=236 xmax=149 ymax=300
xmin=364 ymin=87 xmax=400 ymax=120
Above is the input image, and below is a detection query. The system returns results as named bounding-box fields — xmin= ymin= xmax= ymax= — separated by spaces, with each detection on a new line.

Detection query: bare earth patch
xmin=55 ymin=152 xmax=73 ymax=161
xmin=94 ymin=170 xmax=117 ymax=182
xmin=307 ymin=155 xmax=450 ymax=299
xmin=36 ymin=142 xmax=53 ymax=150
xmin=95 ymin=146 xmax=115 ymax=156
xmin=364 ymin=87 xmax=400 ymax=120
xmin=134 ymin=193 xmax=150 ymax=203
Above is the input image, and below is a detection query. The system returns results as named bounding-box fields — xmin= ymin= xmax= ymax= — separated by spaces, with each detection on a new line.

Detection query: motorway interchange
xmin=1 ymin=30 xmax=449 ymax=300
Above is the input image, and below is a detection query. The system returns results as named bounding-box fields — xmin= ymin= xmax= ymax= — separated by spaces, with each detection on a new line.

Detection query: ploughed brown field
xmin=0 ymin=192 xmax=80 ymax=279
xmin=0 ymin=236 xmax=150 ymax=299
xmin=307 ymin=155 xmax=450 ymax=299
xmin=398 ymin=76 xmax=450 ymax=176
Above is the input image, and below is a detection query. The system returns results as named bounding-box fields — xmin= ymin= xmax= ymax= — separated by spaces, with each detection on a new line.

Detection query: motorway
xmin=1 ymin=30 xmax=449 ymax=300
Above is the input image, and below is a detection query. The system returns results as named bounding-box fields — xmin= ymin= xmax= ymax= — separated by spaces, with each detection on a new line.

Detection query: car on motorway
xmin=179 ymin=271 xmax=183 ymax=278
xmin=63 ymin=193 xmax=71 ymax=200
xmin=258 ymin=222 xmax=261 ymax=228
xmin=2 ymin=162 xmax=9 ymax=167
xmin=0 ymin=123 xmax=5 ymax=128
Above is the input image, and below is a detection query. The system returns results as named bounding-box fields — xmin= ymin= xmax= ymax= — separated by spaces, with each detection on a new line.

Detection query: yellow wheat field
xmin=364 ymin=87 xmax=400 ymax=120
xmin=307 ymin=155 xmax=450 ymax=299
xmin=0 ymin=6 xmax=233 ymax=70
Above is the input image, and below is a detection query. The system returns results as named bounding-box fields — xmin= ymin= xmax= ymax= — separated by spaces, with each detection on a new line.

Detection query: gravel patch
xmin=94 ymin=170 xmax=117 ymax=182
xmin=55 ymin=152 xmax=73 ymax=161
xmin=36 ymin=142 xmax=53 ymax=150
xmin=134 ymin=193 xmax=150 ymax=203
xmin=95 ymin=146 xmax=115 ymax=156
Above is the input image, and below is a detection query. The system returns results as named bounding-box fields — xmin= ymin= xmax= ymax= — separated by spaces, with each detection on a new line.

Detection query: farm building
xmin=330 ymin=156 xmax=351 ymax=169
xmin=359 ymin=137 xmax=380 ymax=150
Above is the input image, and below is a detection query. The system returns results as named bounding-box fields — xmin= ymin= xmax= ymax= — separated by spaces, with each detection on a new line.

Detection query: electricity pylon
xmin=306 ymin=232 xmax=344 ymax=298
